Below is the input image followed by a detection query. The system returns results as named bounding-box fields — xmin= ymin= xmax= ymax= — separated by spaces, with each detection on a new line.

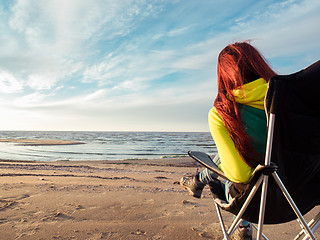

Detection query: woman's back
xmin=209 ymin=77 xmax=268 ymax=182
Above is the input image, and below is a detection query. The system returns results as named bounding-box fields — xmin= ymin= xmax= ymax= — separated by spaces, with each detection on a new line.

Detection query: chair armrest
xmin=188 ymin=151 xmax=228 ymax=180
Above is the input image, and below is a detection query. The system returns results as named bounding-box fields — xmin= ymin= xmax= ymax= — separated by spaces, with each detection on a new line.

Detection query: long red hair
xmin=214 ymin=41 xmax=276 ymax=168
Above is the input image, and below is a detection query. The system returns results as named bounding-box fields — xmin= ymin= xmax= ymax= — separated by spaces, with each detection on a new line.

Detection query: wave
xmin=160 ymin=154 xmax=187 ymax=158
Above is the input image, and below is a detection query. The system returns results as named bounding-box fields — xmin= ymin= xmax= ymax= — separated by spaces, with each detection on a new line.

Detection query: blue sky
xmin=0 ymin=0 xmax=319 ymax=132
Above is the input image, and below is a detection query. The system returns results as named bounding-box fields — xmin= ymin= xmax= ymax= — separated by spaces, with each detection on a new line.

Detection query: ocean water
xmin=0 ymin=131 xmax=217 ymax=162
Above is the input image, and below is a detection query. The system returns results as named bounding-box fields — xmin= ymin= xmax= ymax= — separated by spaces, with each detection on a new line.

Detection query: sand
xmin=0 ymin=157 xmax=319 ymax=240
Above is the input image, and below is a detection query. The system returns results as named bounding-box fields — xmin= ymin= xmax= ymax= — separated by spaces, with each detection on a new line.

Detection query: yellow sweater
xmin=208 ymin=78 xmax=268 ymax=182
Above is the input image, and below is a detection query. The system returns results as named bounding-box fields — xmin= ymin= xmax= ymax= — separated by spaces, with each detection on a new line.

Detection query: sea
xmin=0 ymin=131 xmax=217 ymax=162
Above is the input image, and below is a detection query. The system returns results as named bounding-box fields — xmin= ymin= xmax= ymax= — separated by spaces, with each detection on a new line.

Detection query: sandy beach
xmin=0 ymin=156 xmax=319 ymax=240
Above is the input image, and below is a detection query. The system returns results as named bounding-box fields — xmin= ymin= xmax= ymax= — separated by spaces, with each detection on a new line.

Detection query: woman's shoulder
xmin=208 ymin=107 xmax=225 ymax=127
xmin=208 ymin=107 xmax=221 ymax=118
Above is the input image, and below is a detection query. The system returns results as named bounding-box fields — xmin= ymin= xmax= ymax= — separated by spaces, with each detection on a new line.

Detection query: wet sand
xmin=0 ymin=157 xmax=319 ymax=239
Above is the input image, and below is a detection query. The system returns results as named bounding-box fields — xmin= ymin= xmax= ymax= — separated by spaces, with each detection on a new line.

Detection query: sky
xmin=0 ymin=0 xmax=319 ymax=132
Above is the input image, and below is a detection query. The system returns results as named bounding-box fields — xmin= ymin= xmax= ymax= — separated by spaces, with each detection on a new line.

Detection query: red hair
xmin=214 ymin=41 xmax=276 ymax=168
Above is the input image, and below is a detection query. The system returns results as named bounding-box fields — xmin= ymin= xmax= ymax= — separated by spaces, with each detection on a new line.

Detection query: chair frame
xmin=213 ymin=113 xmax=319 ymax=240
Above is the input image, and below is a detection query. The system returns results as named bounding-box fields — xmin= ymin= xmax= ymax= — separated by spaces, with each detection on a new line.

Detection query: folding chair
xmin=188 ymin=60 xmax=320 ymax=240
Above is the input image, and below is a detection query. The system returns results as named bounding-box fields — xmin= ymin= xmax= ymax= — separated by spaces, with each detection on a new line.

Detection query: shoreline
xmin=0 ymin=156 xmax=198 ymax=166
xmin=0 ymin=158 xmax=319 ymax=239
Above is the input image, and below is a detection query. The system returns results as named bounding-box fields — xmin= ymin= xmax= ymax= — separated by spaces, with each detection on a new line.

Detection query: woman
xmin=180 ymin=41 xmax=276 ymax=240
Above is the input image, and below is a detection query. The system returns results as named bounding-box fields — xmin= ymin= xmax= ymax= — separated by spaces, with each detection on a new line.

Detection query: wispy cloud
xmin=0 ymin=70 xmax=24 ymax=93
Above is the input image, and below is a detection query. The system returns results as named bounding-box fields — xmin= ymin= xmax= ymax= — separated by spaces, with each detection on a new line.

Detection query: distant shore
xmin=0 ymin=157 xmax=319 ymax=239
xmin=0 ymin=138 xmax=85 ymax=146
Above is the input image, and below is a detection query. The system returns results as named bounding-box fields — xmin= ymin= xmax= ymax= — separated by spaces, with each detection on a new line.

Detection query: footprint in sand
xmin=161 ymin=208 xmax=185 ymax=218
xmin=75 ymin=204 xmax=85 ymax=210
xmin=181 ymin=199 xmax=207 ymax=207
xmin=144 ymin=198 xmax=155 ymax=203
xmin=0 ymin=199 xmax=16 ymax=210
xmin=0 ymin=194 xmax=31 ymax=211
xmin=41 ymin=212 xmax=74 ymax=221
xmin=131 ymin=229 xmax=146 ymax=235
xmin=87 ymin=231 xmax=115 ymax=239
xmin=191 ymin=223 xmax=224 ymax=239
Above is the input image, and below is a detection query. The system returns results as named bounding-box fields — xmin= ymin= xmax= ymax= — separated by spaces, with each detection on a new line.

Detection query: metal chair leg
xmin=272 ymin=172 xmax=317 ymax=240
xmin=257 ymin=113 xmax=276 ymax=240
xmin=214 ymin=176 xmax=264 ymax=239
xmin=295 ymin=212 xmax=319 ymax=240
xmin=257 ymin=174 xmax=269 ymax=240
xmin=215 ymin=202 xmax=229 ymax=240
xmin=251 ymin=223 xmax=269 ymax=240
xmin=228 ymin=175 xmax=264 ymax=237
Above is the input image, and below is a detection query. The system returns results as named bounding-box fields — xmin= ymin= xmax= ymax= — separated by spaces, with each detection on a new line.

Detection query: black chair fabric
xmin=262 ymin=60 xmax=320 ymax=223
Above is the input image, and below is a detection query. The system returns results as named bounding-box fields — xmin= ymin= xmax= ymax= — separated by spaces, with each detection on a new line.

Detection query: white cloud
xmin=14 ymin=92 xmax=48 ymax=106
xmin=1 ymin=0 xmax=167 ymax=91
xmin=0 ymin=70 xmax=24 ymax=93
xmin=172 ymin=51 xmax=217 ymax=70
xmin=167 ymin=25 xmax=194 ymax=37
xmin=83 ymin=55 xmax=124 ymax=84
xmin=8 ymin=0 xmax=103 ymax=50
xmin=27 ymin=74 xmax=58 ymax=90
xmin=83 ymin=89 xmax=109 ymax=101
